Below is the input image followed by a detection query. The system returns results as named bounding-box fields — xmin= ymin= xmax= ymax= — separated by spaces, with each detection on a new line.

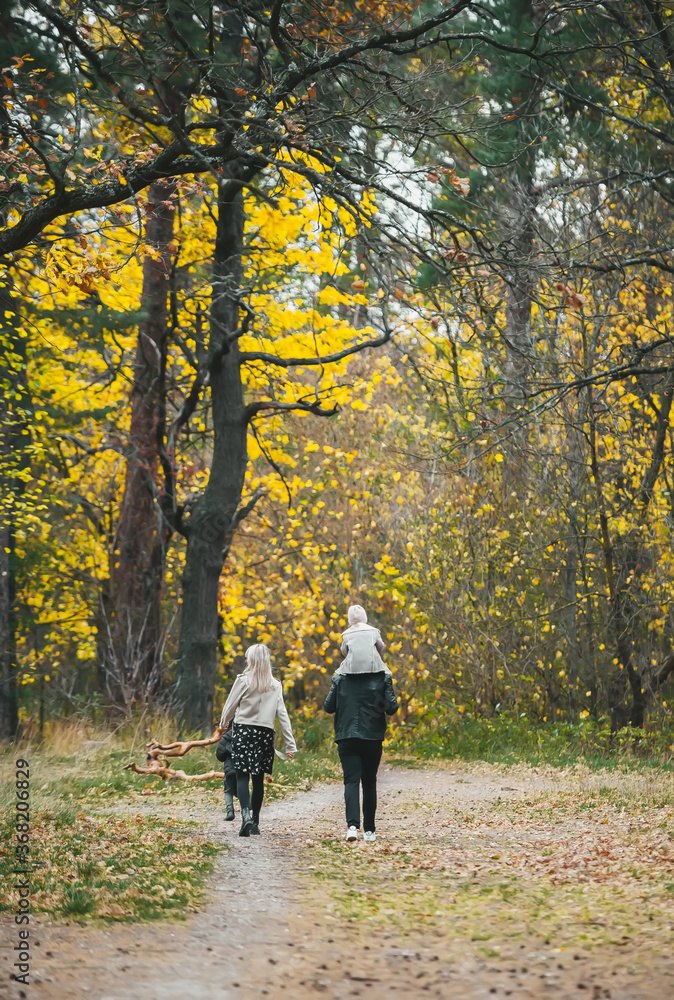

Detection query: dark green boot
xmin=239 ymin=808 xmax=253 ymax=837
xmin=224 ymin=792 xmax=235 ymax=822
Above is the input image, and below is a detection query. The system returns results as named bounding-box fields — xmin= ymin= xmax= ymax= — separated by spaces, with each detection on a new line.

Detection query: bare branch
xmin=244 ymin=398 xmax=338 ymax=422
xmin=124 ymin=760 xmax=224 ymax=781
xmin=146 ymin=728 xmax=223 ymax=760
xmin=269 ymin=0 xmax=292 ymax=66
xmin=0 ymin=143 xmax=238 ymax=256
xmin=650 ymin=650 xmax=674 ymax=692
xmin=30 ymin=0 xmax=173 ymax=129
xmin=231 ymin=486 xmax=265 ymax=532
xmin=240 ymin=325 xmax=393 ymax=369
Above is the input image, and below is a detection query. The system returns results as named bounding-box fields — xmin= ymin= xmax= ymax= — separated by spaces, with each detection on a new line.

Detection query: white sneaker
xmin=363 ymin=831 xmax=376 ymax=843
xmin=346 ymin=826 xmax=358 ymax=842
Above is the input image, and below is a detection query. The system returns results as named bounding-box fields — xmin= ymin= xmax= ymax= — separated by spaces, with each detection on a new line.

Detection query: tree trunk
xmin=563 ymin=551 xmax=580 ymax=716
xmin=175 ymin=185 xmax=248 ymax=732
xmin=0 ymin=525 xmax=17 ymax=740
xmin=588 ymin=365 xmax=673 ymax=728
xmin=587 ymin=392 xmax=646 ymax=727
xmin=561 ymin=411 xmax=588 ymax=719
xmin=107 ymin=182 xmax=176 ymax=708
xmin=0 ymin=276 xmax=27 ymax=740
xmin=502 ymin=172 xmax=535 ymax=406
xmin=499 ymin=1 xmax=541 ymax=408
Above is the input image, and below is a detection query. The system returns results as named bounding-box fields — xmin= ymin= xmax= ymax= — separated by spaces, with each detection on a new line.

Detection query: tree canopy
xmin=1 ymin=1 xmax=674 ymax=738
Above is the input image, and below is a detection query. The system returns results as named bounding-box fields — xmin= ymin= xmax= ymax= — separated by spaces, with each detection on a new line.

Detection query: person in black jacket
xmin=324 ymin=668 xmax=398 ymax=842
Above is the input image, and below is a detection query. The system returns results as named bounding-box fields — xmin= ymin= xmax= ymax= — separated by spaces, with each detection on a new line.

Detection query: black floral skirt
xmin=230 ymin=723 xmax=275 ymax=775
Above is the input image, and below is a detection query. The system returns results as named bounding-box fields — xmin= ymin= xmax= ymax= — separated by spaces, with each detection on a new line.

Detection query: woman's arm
xmin=375 ymin=629 xmax=385 ymax=655
xmin=276 ymin=687 xmax=297 ymax=755
xmin=219 ymin=675 xmax=246 ymax=729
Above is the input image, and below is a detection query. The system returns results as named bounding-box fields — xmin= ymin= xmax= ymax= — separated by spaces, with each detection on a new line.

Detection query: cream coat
xmin=219 ymin=674 xmax=297 ymax=753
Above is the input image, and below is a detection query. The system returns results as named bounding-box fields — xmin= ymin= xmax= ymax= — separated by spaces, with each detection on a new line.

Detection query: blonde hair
xmin=243 ymin=643 xmax=276 ymax=693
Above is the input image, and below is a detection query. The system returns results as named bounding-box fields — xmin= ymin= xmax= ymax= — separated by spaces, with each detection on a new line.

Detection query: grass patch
xmin=301 ymin=761 xmax=674 ymax=958
xmin=0 ymin=809 xmax=222 ymax=922
xmin=305 ymin=838 xmax=673 ymax=955
xmin=264 ymin=751 xmax=340 ymax=800
xmin=386 ymin=715 xmax=674 ymax=770
xmin=0 ymin=723 xmax=340 ymax=816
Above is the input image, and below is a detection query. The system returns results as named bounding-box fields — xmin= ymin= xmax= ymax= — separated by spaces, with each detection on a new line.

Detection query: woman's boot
xmin=250 ymin=810 xmax=260 ymax=835
xmin=224 ymin=792 xmax=235 ymax=822
xmin=239 ymin=807 xmax=253 ymax=837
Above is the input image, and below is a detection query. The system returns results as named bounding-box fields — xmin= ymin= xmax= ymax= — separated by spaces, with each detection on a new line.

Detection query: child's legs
xmin=251 ymin=772 xmax=265 ymax=817
xmin=337 ymin=739 xmax=363 ymax=828
xmin=224 ymin=756 xmax=237 ymax=798
xmin=360 ymin=740 xmax=383 ymax=833
xmin=236 ymin=770 xmax=251 ymax=810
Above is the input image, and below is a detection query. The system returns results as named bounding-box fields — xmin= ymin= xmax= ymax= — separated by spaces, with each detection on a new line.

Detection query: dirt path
xmin=2 ymin=764 xmax=673 ymax=1000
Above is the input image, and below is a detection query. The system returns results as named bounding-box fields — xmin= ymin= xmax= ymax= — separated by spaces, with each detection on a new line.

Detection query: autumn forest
xmin=2 ymin=0 xmax=674 ymax=747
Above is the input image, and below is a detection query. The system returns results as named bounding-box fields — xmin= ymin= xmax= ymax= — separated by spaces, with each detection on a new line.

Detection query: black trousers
xmin=337 ymin=738 xmax=383 ymax=832
xmin=236 ymin=770 xmax=265 ymax=818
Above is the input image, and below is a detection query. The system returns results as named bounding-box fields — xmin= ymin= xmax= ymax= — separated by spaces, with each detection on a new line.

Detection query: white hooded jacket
xmin=337 ymin=622 xmax=390 ymax=675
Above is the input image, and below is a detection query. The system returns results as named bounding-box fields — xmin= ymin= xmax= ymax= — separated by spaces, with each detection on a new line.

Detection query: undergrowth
xmin=385 ymin=714 xmax=674 ymax=770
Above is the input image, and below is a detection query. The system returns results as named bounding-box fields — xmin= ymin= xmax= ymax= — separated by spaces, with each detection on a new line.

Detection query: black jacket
xmin=215 ymin=719 xmax=234 ymax=761
xmin=324 ymin=671 xmax=398 ymax=742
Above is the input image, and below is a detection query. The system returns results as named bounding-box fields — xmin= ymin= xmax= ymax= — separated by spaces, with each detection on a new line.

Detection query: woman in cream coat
xmin=220 ymin=644 xmax=296 ymax=837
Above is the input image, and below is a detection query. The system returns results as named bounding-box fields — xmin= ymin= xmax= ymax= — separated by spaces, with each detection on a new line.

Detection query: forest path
xmin=4 ymin=763 xmax=674 ymax=1000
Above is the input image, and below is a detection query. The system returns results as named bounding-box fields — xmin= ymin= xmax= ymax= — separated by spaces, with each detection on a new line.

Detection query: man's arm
xmin=324 ymin=676 xmax=341 ymax=714
xmin=384 ymin=675 xmax=399 ymax=715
